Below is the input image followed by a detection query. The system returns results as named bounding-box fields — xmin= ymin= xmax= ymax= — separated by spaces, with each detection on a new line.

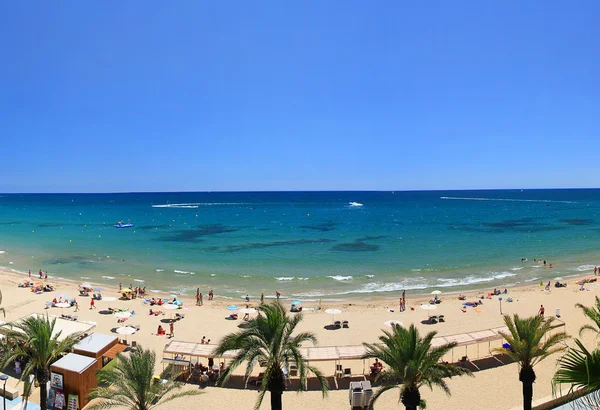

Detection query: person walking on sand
xmin=119 ymin=282 xmax=122 ymax=291
xmin=45 ymin=271 xmax=48 ymax=281
xmin=39 ymin=269 xmax=43 ymax=279
xmin=74 ymin=300 xmax=79 ymax=312
xmin=209 ymin=289 xmax=213 ymax=300
xmin=538 ymin=305 xmax=545 ymax=318
xmin=169 ymin=320 xmax=174 ymax=338
xmin=196 ymin=293 xmax=200 ymax=306
xmin=260 ymin=292 xmax=264 ymax=304
xmin=199 ymin=293 xmax=203 ymax=306
xmin=28 ymin=270 xmax=31 ymax=278
xmin=90 ymin=299 xmax=96 ymax=309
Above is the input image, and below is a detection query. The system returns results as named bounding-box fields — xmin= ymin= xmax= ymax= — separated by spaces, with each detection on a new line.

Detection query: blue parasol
xmin=227 ymin=305 xmax=239 ymax=310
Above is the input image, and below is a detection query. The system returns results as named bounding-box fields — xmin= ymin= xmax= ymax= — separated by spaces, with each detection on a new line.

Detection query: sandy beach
xmin=1 ymin=267 xmax=599 ymax=409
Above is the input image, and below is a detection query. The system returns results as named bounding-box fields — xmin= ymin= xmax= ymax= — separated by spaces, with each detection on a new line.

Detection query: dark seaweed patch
xmin=559 ymin=219 xmax=594 ymax=226
xmin=159 ymin=224 xmax=240 ymax=242
xmin=300 ymin=221 xmax=337 ymax=232
xmin=221 ymin=239 xmax=336 ymax=253
xmin=356 ymin=235 xmax=388 ymax=242
xmin=45 ymin=255 xmax=94 ymax=266
xmin=137 ymin=224 xmax=173 ymax=230
xmin=332 ymin=242 xmax=379 ymax=252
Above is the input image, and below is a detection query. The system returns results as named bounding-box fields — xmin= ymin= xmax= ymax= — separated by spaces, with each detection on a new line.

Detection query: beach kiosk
xmin=49 ymin=353 xmax=98 ymax=409
xmin=74 ymin=333 xmax=123 ymax=369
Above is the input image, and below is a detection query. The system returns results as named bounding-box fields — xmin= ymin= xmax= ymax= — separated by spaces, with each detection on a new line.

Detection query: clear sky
xmin=1 ymin=1 xmax=599 ymax=193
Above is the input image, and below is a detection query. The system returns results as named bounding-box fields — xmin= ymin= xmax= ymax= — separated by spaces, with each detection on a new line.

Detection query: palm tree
xmin=213 ymin=302 xmax=328 ymax=410
xmin=362 ymin=324 xmax=472 ymax=410
xmin=576 ymin=296 xmax=600 ymax=337
xmin=492 ymin=314 xmax=568 ymax=410
xmin=0 ymin=314 xmax=82 ymax=410
xmin=552 ymin=338 xmax=600 ymax=408
xmin=87 ymin=345 xmax=200 ymax=410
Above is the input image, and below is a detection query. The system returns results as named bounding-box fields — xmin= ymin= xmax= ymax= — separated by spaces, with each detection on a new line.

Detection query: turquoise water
xmin=1 ymin=190 xmax=600 ymax=300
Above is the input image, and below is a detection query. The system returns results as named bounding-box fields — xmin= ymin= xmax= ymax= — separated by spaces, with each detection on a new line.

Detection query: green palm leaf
xmin=362 ymin=324 xmax=472 ymax=410
xmin=213 ymin=301 xmax=328 ymax=410
xmin=87 ymin=345 xmax=200 ymax=410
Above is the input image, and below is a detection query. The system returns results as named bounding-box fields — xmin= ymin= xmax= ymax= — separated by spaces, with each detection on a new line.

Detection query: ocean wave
xmin=440 ymin=196 xmax=577 ymax=204
xmin=334 ymin=281 xmax=427 ymax=295
xmin=276 ymin=277 xmax=295 ymax=281
xmin=174 ymin=269 xmax=195 ymax=275
xmin=134 ymin=279 xmax=145 ymax=283
xmin=210 ymin=274 xmax=217 ymax=277
xmin=511 ymin=267 xmax=524 ymax=271
xmin=0 ymin=251 xmax=5 ymax=254
xmin=152 ymin=203 xmax=200 ymax=209
xmin=365 ymin=274 xmax=375 ymax=278
xmin=152 ymin=202 xmax=251 ymax=208
xmin=156 ymin=269 xmax=164 ymax=272
xmin=436 ymin=271 xmax=517 ymax=287
xmin=291 ymin=291 xmax=327 ymax=298
xmin=240 ymin=275 xmax=251 ymax=278
xmin=297 ymin=277 xmax=309 ymax=280
xmin=327 ymin=275 xmax=353 ymax=281
xmin=574 ymin=264 xmax=596 ymax=272
xmin=102 ymin=276 xmax=116 ymax=280
xmin=80 ymin=276 xmax=90 ymax=279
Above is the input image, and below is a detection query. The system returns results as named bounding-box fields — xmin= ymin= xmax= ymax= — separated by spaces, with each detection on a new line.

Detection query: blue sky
xmin=1 ymin=1 xmax=599 ymax=192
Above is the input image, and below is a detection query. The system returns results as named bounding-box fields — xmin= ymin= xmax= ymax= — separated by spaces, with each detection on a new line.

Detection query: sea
xmin=1 ymin=190 xmax=599 ymax=301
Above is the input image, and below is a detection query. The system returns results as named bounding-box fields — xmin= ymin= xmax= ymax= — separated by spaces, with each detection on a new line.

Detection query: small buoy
xmin=69 ymin=239 xmax=72 ymax=243
xmin=79 ymin=213 xmax=82 ymax=215
xmin=32 ymin=230 xmax=35 ymax=233
xmin=98 ymin=235 xmax=101 ymax=238
xmin=307 ymin=213 xmax=310 ymax=216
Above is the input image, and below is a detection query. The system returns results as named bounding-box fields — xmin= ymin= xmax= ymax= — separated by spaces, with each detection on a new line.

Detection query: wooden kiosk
xmin=74 ymin=333 xmax=122 ymax=369
xmin=49 ymin=353 xmax=98 ymax=409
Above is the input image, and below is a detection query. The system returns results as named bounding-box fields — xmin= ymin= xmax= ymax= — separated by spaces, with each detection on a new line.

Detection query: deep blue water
xmin=1 ymin=190 xmax=600 ymax=300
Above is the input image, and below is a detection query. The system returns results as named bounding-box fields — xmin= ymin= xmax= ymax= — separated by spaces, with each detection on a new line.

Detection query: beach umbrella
xmin=114 ymin=311 xmax=132 ymax=319
xmin=384 ymin=320 xmax=403 ymax=328
xmin=325 ymin=308 xmax=342 ymax=323
xmin=80 ymin=283 xmax=92 ymax=288
xmin=226 ymin=305 xmax=239 ymax=311
xmin=173 ymin=300 xmax=183 ymax=306
xmin=94 ymin=288 xmax=104 ymax=292
xmin=420 ymin=304 xmax=437 ymax=318
xmin=430 ymin=290 xmax=442 ymax=295
xmin=100 ymin=296 xmax=117 ymax=302
xmin=55 ymin=302 xmax=71 ymax=308
xmin=116 ymin=326 xmax=137 ymax=335
xmin=163 ymin=304 xmax=179 ymax=310
xmin=119 ymin=289 xmax=132 ymax=294
xmin=239 ymin=308 xmax=257 ymax=314
xmin=291 ymin=301 xmax=302 ymax=306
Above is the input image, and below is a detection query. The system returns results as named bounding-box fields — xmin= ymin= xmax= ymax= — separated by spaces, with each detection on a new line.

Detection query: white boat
xmin=349 ymin=202 xmax=363 ymax=207
xmin=114 ymin=221 xmax=134 ymax=228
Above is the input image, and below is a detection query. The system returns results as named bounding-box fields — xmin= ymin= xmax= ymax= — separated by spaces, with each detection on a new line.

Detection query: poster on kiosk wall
xmin=67 ymin=394 xmax=79 ymax=410
xmin=54 ymin=390 xmax=66 ymax=410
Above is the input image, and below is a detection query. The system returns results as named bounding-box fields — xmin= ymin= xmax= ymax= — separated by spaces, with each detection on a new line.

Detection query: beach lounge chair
xmin=334 ymin=320 xmax=342 ymax=328
xmin=342 ymin=320 xmax=349 ymax=328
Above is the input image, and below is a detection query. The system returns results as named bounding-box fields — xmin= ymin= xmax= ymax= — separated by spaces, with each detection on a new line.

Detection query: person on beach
xmin=538 ymin=305 xmax=545 ymax=317
xmin=196 ymin=294 xmax=200 ymax=306
xmin=28 ymin=270 xmax=31 ymax=278
xmin=169 ymin=320 xmax=174 ymax=338
xmin=90 ymin=299 xmax=96 ymax=309
xmin=201 ymin=336 xmax=206 ymax=344
xmin=595 ymin=266 xmax=598 ymax=275
xmin=119 ymin=282 xmax=122 ymax=291
xmin=199 ymin=293 xmax=203 ymax=306
xmin=196 ymin=287 xmax=200 ymax=297
xmin=245 ymin=294 xmax=250 ymax=302
xmin=545 ymin=281 xmax=551 ymax=291
xmin=39 ymin=269 xmax=43 ymax=279
xmin=157 ymin=325 xmax=166 ymax=336
xmin=209 ymin=289 xmax=214 ymax=300
xmin=399 ymin=298 xmax=402 ymax=311
xmin=276 ymin=291 xmax=281 ymax=300
xmin=260 ymin=292 xmax=264 ymax=304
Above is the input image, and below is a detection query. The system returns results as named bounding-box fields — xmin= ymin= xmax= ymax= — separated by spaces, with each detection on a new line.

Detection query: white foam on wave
xmin=81 ymin=276 xmax=90 ymax=279
xmin=436 ymin=271 xmax=517 ymax=287
xmin=292 ymin=291 xmax=327 ymax=298
xmin=210 ymin=274 xmax=217 ymax=277
xmin=152 ymin=202 xmax=251 ymax=208
xmin=156 ymin=269 xmax=164 ymax=272
xmin=327 ymin=275 xmax=353 ymax=281
xmin=364 ymin=274 xmax=375 ymax=278
xmin=335 ymin=281 xmax=427 ymax=295
xmin=152 ymin=203 xmax=200 ymax=209
xmin=574 ymin=264 xmax=596 ymax=272
xmin=174 ymin=270 xmax=195 ymax=275
xmin=349 ymin=202 xmax=363 ymax=207
xmin=511 ymin=267 xmax=524 ymax=271
xmin=134 ymin=279 xmax=145 ymax=283
xmin=276 ymin=277 xmax=295 ymax=281
xmin=297 ymin=277 xmax=309 ymax=281
xmin=0 ymin=251 xmax=5 ymax=254
xmin=440 ymin=196 xmax=576 ymax=204
xmin=102 ymin=276 xmax=116 ymax=280
xmin=240 ymin=275 xmax=252 ymax=278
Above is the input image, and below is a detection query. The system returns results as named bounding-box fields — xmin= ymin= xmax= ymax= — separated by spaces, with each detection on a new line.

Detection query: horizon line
xmin=2 ymin=187 xmax=600 ymax=195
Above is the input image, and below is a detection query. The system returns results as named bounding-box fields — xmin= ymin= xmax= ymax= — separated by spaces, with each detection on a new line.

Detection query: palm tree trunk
xmin=401 ymin=387 xmax=421 ymax=410
xmin=520 ymin=367 xmax=536 ymax=410
xmin=270 ymin=390 xmax=283 ymax=410
xmin=37 ymin=370 xmax=49 ymax=410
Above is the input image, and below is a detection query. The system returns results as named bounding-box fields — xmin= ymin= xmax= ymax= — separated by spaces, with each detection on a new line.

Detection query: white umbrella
xmin=430 ymin=290 xmax=442 ymax=295
xmin=420 ymin=304 xmax=437 ymax=318
xmin=163 ymin=304 xmax=179 ymax=310
xmin=325 ymin=308 xmax=342 ymax=323
xmin=80 ymin=283 xmax=92 ymax=288
xmin=99 ymin=296 xmax=117 ymax=302
xmin=55 ymin=302 xmax=71 ymax=308
xmin=114 ymin=311 xmax=132 ymax=319
xmin=239 ymin=308 xmax=257 ymax=314
xmin=116 ymin=326 xmax=137 ymax=335
xmin=384 ymin=320 xmax=403 ymax=327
